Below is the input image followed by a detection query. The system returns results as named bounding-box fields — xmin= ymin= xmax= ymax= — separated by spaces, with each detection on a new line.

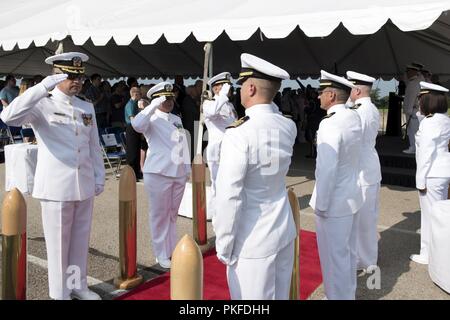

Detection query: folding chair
xmin=0 ymin=120 xmax=11 ymax=147
xmin=7 ymin=126 xmax=23 ymax=144
xmin=105 ymin=126 xmax=124 ymax=136
xmin=105 ymin=126 xmax=125 ymax=150
xmin=100 ymin=133 xmax=127 ymax=178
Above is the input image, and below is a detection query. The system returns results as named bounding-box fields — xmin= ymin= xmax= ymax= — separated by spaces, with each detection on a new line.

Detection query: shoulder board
xmin=426 ymin=113 xmax=434 ymax=118
xmin=349 ymin=103 xmax=361 ymax=110
xmin=322 ymin=112 xmax=335 ymax=120
xmin=76 ymin=95 xmax=86 ymax=101
xmin=226 ymin=116 xmax=249 ymax=129
xmin=283 ymin=114 xmax=293 ymax=119
xmin=47 ymin=93 xmax=52 ymax=98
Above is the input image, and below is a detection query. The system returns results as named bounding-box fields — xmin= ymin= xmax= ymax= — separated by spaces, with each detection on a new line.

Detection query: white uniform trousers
xmin=356 ymin=183 xmax=380 ymax=269
xmin=207 ymin=160 xmax=219 ymax=228
xmin=315 ymin=213 xmax=358 ymax=300
xmin=429 ymin=200 xmax=450 ymax=294
xmin=144 ymin=173 xmax=186 ymax=260
xmin=40 ymin=197 xmax=94 ymax=300
xmin=418 ymin=177 xmax=450 ymax=260
xmin=226 ymin=240 xmax=294 ymax=300
xmin=406 ymin=115 xmax=419 ymax=150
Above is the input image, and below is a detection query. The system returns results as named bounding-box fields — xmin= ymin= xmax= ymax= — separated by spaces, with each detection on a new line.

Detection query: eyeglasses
xmin=67 ymin=74 xmax=86 ymax=81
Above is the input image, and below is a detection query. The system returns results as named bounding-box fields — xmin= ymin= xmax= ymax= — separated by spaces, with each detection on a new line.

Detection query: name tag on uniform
xmin=82 ymin=113 xmax=93 ymax=126
xmin=49 ymin=114 xmax=70 ymax=124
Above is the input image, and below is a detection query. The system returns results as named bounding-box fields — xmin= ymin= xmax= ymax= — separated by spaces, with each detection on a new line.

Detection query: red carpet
xmin=116 ymin=230 xmax=322 ymax=300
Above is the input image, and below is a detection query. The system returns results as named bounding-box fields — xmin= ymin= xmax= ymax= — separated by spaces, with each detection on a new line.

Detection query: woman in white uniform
xmin=410 ymin=81 xmax=450 ymax=265
xmin=203 ymin=72 xmax=237 ymax=222
xmin=131 ymin=82 xmax=191 ymax=269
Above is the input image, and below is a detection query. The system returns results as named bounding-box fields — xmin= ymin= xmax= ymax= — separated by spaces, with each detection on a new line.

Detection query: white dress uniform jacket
xmin=203 ymin=95 xmax=237 ymax=164
xmin=353 ymin=97 xmax=381 ymax=186
xmin=215 ymin=103 xmax=297 ymax=263
xmin=309 ymin=104 xmax=363 ymax=216
xmin=404 ymin=76 xmax=421 ymax=116
xmin=132 ymin=105 xmax=191 ymax=178
xmin=0 ymin=84 xmax=105 ymax=201
xmin=415 ymin=113 xmax=450 ymax=189
xmin=351 ymin=97 xmax=381 ymax=269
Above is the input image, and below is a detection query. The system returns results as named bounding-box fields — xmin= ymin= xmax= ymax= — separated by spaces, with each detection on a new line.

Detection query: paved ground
xmin=0 ymin=142 xmax=449 ymax=300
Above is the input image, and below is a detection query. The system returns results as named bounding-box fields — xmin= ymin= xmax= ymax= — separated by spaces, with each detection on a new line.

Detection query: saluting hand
xmin=219 ymin=83 xmax=231 ymax=97
xmin=41 ymin=74 xmax=68 ymax=91
xmin=151 ymin=95 xmax=167 ymax=107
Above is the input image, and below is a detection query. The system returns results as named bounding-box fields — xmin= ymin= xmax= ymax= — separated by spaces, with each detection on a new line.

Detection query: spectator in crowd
xmin=33 ymin=74 xmax=44 ymax=84
xmin=109 ymin=83 xmax=126 ymax=128
xmin=80 ymin=78 xmax=92 ymax=98
xmin=99 ymin=80 xmax=112 ymax=127
xmin=19 ymin=78 xmax=34 ymax=95
xmin=174 ymin=75 xmax=186 ymax=107
xmin=18 ymin=78 xmax=36 ymax=142
xmin=124 ymin=86 xmax=143 ymax=180
xmin=181 ymin=81 xmax=202 ymax=160
xmin=304 ymin=87 xmax=326 ymax=158
xmin=85 ymin=74 xmax=107 ymax=128
xmin=171 ymin=84 xmax=182 ymax=117
xmin=0 ymin=74 xmax=19 ymax=109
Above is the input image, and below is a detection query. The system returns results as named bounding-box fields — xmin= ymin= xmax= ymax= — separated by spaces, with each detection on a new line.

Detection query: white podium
xmin=4 ymin=143 xmax=38 ymax=195
xmin=429 ymin=199 xmax=450 ymax=294
xmin=178 ymin=182 xmax=213 ymax=220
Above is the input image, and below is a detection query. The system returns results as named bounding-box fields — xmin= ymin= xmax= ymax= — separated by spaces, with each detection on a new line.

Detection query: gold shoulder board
xmin=426 ymin=113 xmax=434 ymax=118
xmin=322 ymin=112 xmax=336 ymax=120
xmin=226 ymin=116 xmax=249 ymax=129
xmin=350 ymin=103 xmax=361 ymax=110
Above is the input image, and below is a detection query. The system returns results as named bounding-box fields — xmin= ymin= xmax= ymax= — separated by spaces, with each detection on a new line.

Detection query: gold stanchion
xmin=1 ymin=188 xmax=27 ymax=300
xmin=288 ymin=188 xmax=300 ymax=300
xmin=192 ymin=155 xmax=207 ymax=245
xmin=170 ymin=234 xmax=203 ymax=300
xmin=114 ymin=165 xmax=143 ymax=289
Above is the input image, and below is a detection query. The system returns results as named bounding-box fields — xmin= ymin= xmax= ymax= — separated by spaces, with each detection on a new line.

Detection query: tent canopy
xmin=0 ymin=0 xmax=449 ymax=80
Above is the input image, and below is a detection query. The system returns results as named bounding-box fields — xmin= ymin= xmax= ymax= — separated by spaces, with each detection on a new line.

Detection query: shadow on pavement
xmin=356 ymin=210 xmax=420 ymax=299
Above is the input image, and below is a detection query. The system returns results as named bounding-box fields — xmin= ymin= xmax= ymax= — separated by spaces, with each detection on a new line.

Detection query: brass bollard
xmin=288 ymin=188 xmax=301 ymax=300
xmin=170 ymin=234 xmax=203 ymax=300
xmin=1 ymin=188 xmax=27 ymax=300
xmin=114 ymin=165 xmax=143 ymax=289
xmin=192 ymin=154 xmax=207 ymax=245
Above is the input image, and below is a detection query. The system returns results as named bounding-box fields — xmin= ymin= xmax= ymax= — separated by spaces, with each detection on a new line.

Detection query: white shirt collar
xmin=50 ymin=86 xmax=74 ymax=104
xmin=355 ymin=97 xmax=372 ymax=105
xmin=327 ymin=103 xmax=346 ymax=114
xmin=245 ymin=104 xmax=275 ymax=117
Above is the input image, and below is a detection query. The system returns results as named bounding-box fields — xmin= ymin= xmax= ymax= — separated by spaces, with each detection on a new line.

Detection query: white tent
xmin=0 ymin=0 xmax=449 ymax=79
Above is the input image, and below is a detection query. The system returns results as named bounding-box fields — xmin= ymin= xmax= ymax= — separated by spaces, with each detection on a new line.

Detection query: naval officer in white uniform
xmin=346 ymin=71 xmax=381 ymax=271
xmin=203 ymin=72 xmax=237 ymax=222
xmin=131 ymin=82 xmax=191 ymax=269
xmin=1 ymin=52 xmax=105 ymax=300
xmin=411 ymin=82 xmax=450 ymax=265
xmin=215 ymin=53 xmax=297 ymax=300
xmin=309 ymin=70 xmax=363 ymax=300
xmin=403 ymin=65 xmax=422 ymax=154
